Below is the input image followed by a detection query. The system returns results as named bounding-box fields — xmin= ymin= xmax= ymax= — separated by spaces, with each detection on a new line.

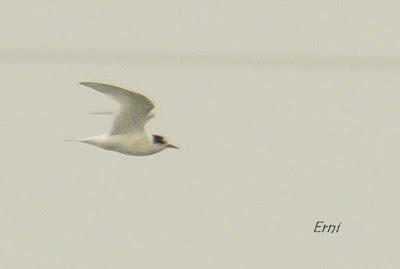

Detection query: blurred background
xmin=0 ymin=1 xmax=400 ymax=268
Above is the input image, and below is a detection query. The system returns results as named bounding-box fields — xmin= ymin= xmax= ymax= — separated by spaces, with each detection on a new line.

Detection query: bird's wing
xmin=80 ymin=82 xmax=155 ymax=135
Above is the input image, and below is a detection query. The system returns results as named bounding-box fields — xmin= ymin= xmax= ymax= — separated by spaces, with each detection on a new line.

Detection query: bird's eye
xmin=152 ymin=135 xmax=165 ymax=145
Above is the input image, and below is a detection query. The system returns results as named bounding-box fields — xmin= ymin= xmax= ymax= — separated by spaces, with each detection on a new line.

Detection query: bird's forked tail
xmin=63 ymin=139 xmax=82 ymax=142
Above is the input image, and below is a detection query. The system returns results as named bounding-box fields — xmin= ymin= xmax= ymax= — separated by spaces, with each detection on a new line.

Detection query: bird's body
xmin=78 ymin=134 xmax=164 ymax=156
xmin=67 ymin=82 xmax=178 ymax=156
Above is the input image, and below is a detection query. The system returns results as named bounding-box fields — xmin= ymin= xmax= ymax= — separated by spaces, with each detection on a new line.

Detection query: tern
xmin=67 ymin=82 xmax=179 ymax=156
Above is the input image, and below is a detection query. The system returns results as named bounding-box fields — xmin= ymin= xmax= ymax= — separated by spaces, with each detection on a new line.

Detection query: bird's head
xmin=152 ymin=134 xmax=179 ymax=150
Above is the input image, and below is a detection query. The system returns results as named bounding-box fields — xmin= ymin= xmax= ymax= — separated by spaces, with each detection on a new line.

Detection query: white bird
xmin=67 ymin=82 xmax=179 ymax=156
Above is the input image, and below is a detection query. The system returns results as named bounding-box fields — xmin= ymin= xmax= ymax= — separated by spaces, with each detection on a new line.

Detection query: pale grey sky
xmin=1 ymin=1 xmax=400 ymax=268
xmin=0 ymin=0 xmax=399 ymax=57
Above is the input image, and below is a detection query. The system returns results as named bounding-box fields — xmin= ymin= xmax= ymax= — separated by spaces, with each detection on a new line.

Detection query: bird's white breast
xmin=107 ymin=135 xmax=162 ymax=156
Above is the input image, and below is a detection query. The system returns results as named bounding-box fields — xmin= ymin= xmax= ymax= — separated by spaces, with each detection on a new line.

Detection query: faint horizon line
xmin=1 ymin=50 xmax=400 ymax=68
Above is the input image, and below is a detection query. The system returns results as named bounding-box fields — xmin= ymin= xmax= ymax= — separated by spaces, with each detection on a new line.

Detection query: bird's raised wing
xmin=80 ymin=82 xmax=155 ymax=135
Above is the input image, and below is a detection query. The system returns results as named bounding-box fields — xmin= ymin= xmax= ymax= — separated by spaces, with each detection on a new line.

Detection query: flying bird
xmin=66 ymin=82 xmax=179 ymax=156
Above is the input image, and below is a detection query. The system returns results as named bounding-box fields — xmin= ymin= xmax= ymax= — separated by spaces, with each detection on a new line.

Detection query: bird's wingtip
xmin=80 ymin=81 xmax=110 ymax=88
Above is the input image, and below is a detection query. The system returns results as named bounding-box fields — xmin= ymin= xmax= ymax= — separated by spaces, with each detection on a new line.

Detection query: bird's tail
xmin=63 ymin=137 xmax=96 ymax=144
xmin=63 ymin=139 xmax=82 ymax=142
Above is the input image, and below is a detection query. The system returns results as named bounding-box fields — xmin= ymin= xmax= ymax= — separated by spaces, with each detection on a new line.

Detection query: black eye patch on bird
xmin=152 ymin=135 xmax=166 ymax=145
